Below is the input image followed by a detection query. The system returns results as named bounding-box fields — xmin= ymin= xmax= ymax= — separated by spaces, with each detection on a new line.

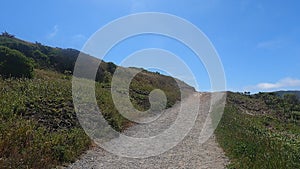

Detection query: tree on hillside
xmin=107 ymin=62 xmax=116 ymax=74
xmin=1 ymin=31 xmax=15 ymax=38
xmin=0 ymin=46 xmax=34 ymax=78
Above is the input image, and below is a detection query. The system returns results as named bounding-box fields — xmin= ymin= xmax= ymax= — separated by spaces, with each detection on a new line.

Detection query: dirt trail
xmin=66 ymin=93 xmax=229 ymax=169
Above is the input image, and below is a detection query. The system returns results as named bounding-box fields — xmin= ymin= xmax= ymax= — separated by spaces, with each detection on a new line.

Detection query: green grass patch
xmin=215 ymin=104 xmax=300 ymax=169
xmin=0 ymin=70 xmax=91 ymax=168
xmin=0 ymin=118 xmax=90 ymax=168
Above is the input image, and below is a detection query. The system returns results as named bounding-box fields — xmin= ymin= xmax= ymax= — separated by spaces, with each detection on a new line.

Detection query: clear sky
xmin=1 ymin=0 xmax=300 ymax=92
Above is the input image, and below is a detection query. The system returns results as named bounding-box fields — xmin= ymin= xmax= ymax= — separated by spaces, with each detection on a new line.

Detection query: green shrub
xmin=0 ymin=46 xmax=34 ymax=78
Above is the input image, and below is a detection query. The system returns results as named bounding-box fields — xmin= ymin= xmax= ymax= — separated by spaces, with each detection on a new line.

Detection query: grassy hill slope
xmin=0 ymin=34 xmax=195 ymax=168
xmin=215 ymin=92 xmax=300 ymax=169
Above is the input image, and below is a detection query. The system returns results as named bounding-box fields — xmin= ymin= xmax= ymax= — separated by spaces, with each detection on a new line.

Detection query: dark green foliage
xmin=31 ymin=49 xmax=50 ymax=68
xmin=0 ymin=46 xmax=34 ymax=78
xmin=48 ymin=48 xmax=78 ymax=72
xmin=0 ymin=36 xmax=74 ymax=72
xmin=283 ymin=93 xmax=299 ymax=105
xmin=106 ymin=62 xmax=117 ymax=74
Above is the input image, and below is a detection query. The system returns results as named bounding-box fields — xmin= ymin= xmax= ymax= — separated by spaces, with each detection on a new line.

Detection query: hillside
xmin=3 ymin=33 xmax=299 ymax=169
xmin=0 ymin=33 xmax=195 ymax=110
xmin=215 ymin=92 xmax=300 ymax=168
xmin=0 ymin=34 xmax=195 ymax=168
xmin=274 ymin=90 xmax=300 ymax=99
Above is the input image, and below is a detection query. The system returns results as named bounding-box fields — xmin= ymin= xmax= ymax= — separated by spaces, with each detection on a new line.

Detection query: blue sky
xmin=1 ymin=0 xmax=300 ymax=92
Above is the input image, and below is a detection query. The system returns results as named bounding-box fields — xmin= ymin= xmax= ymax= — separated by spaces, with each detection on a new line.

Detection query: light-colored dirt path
xmin=66 ymin=93 xmax=229 ymax=169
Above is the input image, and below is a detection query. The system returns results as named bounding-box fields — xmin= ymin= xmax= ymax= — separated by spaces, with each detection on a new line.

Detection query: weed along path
xmin=67 ymin=93 xmax=229 ymax=169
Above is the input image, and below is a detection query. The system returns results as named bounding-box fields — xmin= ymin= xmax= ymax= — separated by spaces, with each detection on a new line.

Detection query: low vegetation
xmin=0 ymin=70 xmax=90 ymax=168
xmin=0 ymin=46 xmax=34 ymax=78
xmin=1 ymin=32 xmax=299 ymax=168
xmin=215 ymin=92 xmax=300 ymax=169
xmin=0 ymin=34 xmax=194 ymax=168
xmin=0 ymin=69 xmax=187 ymax=168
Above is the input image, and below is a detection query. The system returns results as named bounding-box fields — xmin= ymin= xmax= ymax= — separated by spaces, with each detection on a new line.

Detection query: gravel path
xmin=66 ymin=93 xmax=229 ymax=169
